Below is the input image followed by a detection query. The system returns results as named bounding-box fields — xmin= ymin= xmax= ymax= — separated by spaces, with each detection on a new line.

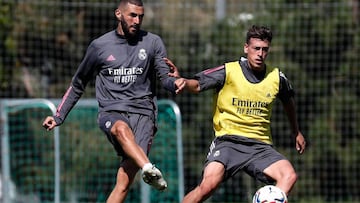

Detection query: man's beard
xmin=120 ymin=17 xmax=138 ymax=39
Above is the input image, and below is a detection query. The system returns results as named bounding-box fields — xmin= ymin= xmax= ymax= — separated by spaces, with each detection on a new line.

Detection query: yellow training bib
xmin=213 ymin=61 xmax=279 ymax=144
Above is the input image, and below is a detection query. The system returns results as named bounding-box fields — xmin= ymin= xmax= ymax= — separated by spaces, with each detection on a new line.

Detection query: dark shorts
xmin=98 ymin=111 xmax=156 ymax=158
xmin=205 ymin=135 xmax=287 ymax=184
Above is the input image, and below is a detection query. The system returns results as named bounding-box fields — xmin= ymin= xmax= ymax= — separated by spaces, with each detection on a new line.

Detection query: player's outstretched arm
xmin=165 ymin=57 xmax=201 ymax=94
xmin=42 ymin=116 xmax=58 ymax=131
xmin=164 ymin=58 xmax=180 ymax=78
xmin=164 ymin=57 xmax=181 ymax=78
xmin=174 ymin=78 xmax=200 ymax=94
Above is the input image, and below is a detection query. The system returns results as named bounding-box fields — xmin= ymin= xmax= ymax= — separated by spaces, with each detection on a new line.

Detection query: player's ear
xmin=115 ymin=8 xmax=121 ymax=20
xmin=244 ymin=43 xmax=249 ymax=54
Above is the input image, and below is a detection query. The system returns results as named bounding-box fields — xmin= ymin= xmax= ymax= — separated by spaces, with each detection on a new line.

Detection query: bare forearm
xmin=174 ymin=78 xmax=200 ymax=94
xmin=185 ymin=79 xmax=200 ymax=93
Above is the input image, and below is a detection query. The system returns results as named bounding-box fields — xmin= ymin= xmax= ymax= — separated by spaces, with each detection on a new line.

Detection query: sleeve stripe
xmin=203 ymin=65 xmax=225 ymax=75
xmin=56 ymin=86 xmax=73 ymax=117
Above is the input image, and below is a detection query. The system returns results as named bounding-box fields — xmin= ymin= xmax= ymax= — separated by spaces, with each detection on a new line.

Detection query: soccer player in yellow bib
xmin=165 ymin=25 xmax=306 ymax=203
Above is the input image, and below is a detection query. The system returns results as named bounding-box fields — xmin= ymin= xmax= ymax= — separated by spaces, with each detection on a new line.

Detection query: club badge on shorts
xmin=105 ymin=121 xmax=112 ymax=129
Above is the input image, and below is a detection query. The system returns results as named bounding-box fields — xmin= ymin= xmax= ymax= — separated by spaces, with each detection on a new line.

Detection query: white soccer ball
xmin=252 ymin=185 xmax=288 ymax=203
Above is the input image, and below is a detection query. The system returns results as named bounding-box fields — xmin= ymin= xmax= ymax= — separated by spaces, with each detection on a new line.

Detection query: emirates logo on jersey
xmin=138 ymin=49 xmax=147 ymax=60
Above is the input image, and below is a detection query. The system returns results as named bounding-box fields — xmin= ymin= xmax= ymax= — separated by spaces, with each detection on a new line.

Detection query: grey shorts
xmin=205 ymin=135 xmax=287 ymax=184
xmin=98 ymin=111 xmax=156 ymax=158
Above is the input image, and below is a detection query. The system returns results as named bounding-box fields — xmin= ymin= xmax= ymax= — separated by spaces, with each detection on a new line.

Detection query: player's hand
xmin=164 ymin=58 xmax=181 ymax=78
xmin=295 ymin=132 xmax=306 ymax=154
xmin=42 ymin=116 xmax=57 ymax=131
xmin=174 ymin=78 xmax=187 ymax=94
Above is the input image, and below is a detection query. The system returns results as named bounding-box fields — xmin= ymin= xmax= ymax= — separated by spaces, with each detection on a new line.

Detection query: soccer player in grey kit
xmin=42 ymin=0 xmax=182 ymax=202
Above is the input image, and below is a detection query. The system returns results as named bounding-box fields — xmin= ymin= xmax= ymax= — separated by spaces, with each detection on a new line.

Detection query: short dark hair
xmin=246 ymin=25 xmax=273 ymax=44
xmin=118 ymin=0 xmax=143 ymax=8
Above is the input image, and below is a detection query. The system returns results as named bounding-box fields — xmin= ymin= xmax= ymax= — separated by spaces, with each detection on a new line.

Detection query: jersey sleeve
xmin=194 ymin=65 xmax=226 ymax=92
xmin=53 ymin=42 xmax=100 ymax=125
xmin=278 ymin=71 xmax=295 ymax=103
xmin=153 ymin=37 xmax=176 ymax=93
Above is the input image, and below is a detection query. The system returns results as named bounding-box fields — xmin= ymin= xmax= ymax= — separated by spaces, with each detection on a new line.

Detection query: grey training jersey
xmin=54 ymin=30 xmax=176 ymax=125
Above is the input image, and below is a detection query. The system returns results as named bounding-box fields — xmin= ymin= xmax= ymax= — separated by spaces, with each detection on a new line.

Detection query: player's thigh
xmin=263 ymin=159 xmax=295 ymax=181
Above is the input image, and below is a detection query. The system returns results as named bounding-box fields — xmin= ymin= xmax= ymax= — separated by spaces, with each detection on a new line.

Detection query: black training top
xmin=53 ymin=29 xmax=176 ymax=125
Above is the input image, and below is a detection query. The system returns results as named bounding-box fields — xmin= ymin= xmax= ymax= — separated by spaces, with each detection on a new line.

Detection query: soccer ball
xmin=252 ymin=185 xmax=288 ymax=203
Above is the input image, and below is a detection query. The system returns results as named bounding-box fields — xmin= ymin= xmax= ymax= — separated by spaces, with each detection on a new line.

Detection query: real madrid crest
xmin=138 ymin=49 xmax=147 ymax=60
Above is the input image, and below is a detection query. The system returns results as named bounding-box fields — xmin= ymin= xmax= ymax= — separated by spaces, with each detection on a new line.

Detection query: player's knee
xmin=289 ymin=171 xmax=297 ymax=184
xmin=111 ymin=121 xmax=131 ymax=141
xmin=283 ymin=170 xmax=297 ymax=186
xmin=115 ymin=168 xmax=134 ymax=191
xmin=115 ymin=179 xmax=131 ymax=194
